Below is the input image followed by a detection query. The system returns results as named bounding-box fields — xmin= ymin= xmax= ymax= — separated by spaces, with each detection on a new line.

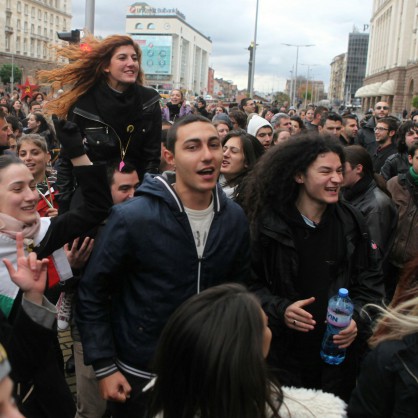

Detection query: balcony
xmin=5 ymin=26 xmax=14 ymax=34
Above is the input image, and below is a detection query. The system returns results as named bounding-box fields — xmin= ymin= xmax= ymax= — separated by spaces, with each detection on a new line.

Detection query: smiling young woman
xmin=0 ymin=121 xmax=112 ymax=417
xmin=38 ymin=34 xmax=162 ymax=211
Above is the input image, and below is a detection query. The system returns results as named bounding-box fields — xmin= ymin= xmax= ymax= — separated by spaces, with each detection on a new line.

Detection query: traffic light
xmin=57 ymin=29 xmax=80 ymax=44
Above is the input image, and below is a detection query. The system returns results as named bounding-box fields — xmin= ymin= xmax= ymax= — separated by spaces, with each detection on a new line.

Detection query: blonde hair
xmin=37 ymin=34 xmax=145 ymax=118
xmin=367 ymin=257 xmax=418 ymax=348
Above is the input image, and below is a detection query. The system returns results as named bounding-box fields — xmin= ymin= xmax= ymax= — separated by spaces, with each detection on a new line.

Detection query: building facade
xmin=357 ymin=0 xmax=418 ymax=114
xmin=0 ymin=0 xmax=72 ymax=91
xmin=345 ymin=31 xmax=369 ymax=102
xmin=328 ymin=53 xmax=347 ymax=104
xmin=126 ymin=2 xmax=212 ymax=96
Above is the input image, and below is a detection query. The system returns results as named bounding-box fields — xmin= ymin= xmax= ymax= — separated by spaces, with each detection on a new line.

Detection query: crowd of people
xmin=0 ymin=33 xmax=417 ymax=418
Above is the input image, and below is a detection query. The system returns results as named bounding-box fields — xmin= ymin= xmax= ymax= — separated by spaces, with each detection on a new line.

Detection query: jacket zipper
xmin=197 ymin=257 xmax=202 ymax=294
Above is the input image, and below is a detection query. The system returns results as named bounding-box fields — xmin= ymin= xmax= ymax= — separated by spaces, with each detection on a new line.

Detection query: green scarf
xmin=409 ymin=166 xmax=418 ymax=185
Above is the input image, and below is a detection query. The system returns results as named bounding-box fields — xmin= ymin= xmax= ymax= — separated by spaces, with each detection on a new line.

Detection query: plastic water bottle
xmin=320 ymin=288 xmax=353 ymax=365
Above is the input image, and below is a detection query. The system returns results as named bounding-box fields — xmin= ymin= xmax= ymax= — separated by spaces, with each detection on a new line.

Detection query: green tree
xmin=0 ymin=64 xmax=22 ymax=85
xmin=412 ymin=95 xmax=418 ymax=109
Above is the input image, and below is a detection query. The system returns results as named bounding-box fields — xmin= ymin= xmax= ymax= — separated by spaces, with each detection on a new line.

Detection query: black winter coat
xmin=348 ymin=332 xmax=418 ymax=417
xmin=56 ymin=84 xmax=161 ymax=210
xmin=250 ymin=202 xmax=384 ymax=358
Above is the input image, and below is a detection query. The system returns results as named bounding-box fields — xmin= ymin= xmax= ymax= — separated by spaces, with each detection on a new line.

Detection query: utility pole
xmin=248 ymin=0 xmax=259 ymax=97
xmin=85 ymin=0 xmax=95 ymax=34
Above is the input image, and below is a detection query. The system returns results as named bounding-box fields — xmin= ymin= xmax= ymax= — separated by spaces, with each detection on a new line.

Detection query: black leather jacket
xmin=56 ymin=85 xmax=161 ymax=210
xmin=342 ymin=179 xmax=398 ymax=261
xmin=380 ymin=152 xmax=409 ymax=181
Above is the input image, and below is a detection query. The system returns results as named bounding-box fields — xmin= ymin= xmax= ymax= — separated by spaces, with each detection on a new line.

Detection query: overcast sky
xmin=72 ymin=0 xmax=373 ymax=93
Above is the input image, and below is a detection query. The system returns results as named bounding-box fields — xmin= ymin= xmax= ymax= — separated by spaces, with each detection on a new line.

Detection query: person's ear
xmin=355 ymin=164 xmax=363 ymax=175
xmin=294 ymin=173 xmax=304 ymax=184
xmin=164 ymin=147 xmax=175 ymax=167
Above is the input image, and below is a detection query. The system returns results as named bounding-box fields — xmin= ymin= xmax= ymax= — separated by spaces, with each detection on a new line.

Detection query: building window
xmin=135 ymin=23 xmax=143 ymax=29
xmin=31 ymin=24 xmax=34 ymax=34
xmin=17 ymin=20 xmax=21 ymax=31
xmin=147 ymin=23 xmax=156 ymax=29
xmin=38 ymin=9 xmax=42 ymax=20
xmin=17 ymin=1 xmax=21 ymax=12
xmin=16 ymin=37 xmax=21 ymax=53
xmin=44 ymin=12 xmax=48 ymax=22
xmin=31 ymin=7 xmax=35 ymax=18
xmin=50 ymin=14 xmax=53 ymax=24
xmin=24 ymin=4 xmax=28 ymax=15
xmin=24 ymin=22 xmax=28 ymax=33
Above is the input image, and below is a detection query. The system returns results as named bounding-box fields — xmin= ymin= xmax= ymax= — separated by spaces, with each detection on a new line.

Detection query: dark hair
xmin=29 ymin=100 xmax=42 ymax=111
xmin=314 ymin=106 xmax=328 ymax=119
xmin=290 ymin=115 xmax=306 ymax=132
xmin=0 ymin=108 xmax=6 ymax=120
xmin=0 ymin=104 xmax=10 ymax=113
xmin=319 ymin=112 xmax=343 ymax=127
xmin=261 ymin=108 xmax=279 ymax=119
xmin=221 ymin=130 xmax=264 ymax=190
xmin=106 ymin=161 xmax=137 ymax=185
xmin=229 ymin=110 xmax=247 ymax=129
xmin=6 ymin=115 xmax=23 ymax=134
xmin=29 ymin=113 xmax=49 ymax=134
xmin=378 ymin=116 xmax=399 ymax=134
xmin=344 ymin=145 xmax=390 ymax=195
xmin=408 ymin=142 xmax=418 ymax=158
xmin=149 ymin=283 xmax=282 ymax=418
xmin=396 ymin=120 xmax=418 ymax=153
xmin=239 ymin=97 xmax=252 ymax=110
xmin=240 ymin=132 xmax=345 ymax=232
xmin=342 ymin=114 xmax=358 ymax=126
xmin=0 ymin=155 xmax=24 ymax=180
xmin=166 ymin=114 xmax=212 ymax=153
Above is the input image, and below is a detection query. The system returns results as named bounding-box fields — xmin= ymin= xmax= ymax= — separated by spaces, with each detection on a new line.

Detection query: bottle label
xmin=327 ymin=308 xmax=351 ymax=328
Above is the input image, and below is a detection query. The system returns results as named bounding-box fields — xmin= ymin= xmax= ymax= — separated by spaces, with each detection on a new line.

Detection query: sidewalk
xmin=58 ymin=328 xmax=76 ymax=396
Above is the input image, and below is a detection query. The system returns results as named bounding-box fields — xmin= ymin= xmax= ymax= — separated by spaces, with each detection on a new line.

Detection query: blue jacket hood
xmin=135 ymin=172 xmax=226 ymax=214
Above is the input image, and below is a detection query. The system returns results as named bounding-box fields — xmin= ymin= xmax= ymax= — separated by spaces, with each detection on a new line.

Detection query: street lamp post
xmin=282 ymin=43 xmax=315 ymax=106
xmin=300 ymin=63 xmax=318 ymax=106
xmin=85 ymin=0 xmax=95 ymax=34
xmin=248 ymin=0 xmax=260 ymax=97
xmin=10 ymin=53 xmax=14 ymax=92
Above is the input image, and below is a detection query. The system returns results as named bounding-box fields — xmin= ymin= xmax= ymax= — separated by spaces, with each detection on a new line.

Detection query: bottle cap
xmin=339 ymin=288 xmax=349 ymax=297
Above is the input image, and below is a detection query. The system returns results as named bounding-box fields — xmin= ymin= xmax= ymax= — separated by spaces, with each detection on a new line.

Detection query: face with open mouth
xmin=221 ymin=136 xmax=246 ymax=180
xmin=104 ymin=45 xmax=139 ymax=92
xmin=18 ymin=140 xmax=50 ymax=183
xmin=164 ymin=121 xmax=223 ymax=209
xmin=0 ymin=163 xmax=39 ymax=225
xmin=296 ymin=152 xmax=343 ymax=208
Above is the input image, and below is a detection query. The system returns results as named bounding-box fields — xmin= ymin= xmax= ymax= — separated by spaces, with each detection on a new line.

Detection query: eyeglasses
xmin=374 ymin=127 xmax=389 ymax=132
xmin=375 ymin=106 xmax=389 ymax=110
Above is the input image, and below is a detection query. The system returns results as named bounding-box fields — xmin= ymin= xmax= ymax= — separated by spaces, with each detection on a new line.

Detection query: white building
xmin=0 ymin=0 xmax=72 ymax=88
xmin=125 ymin=2 xmax=212 ymax=96
xmin=356 ymin=0 xmax=418 ymax=113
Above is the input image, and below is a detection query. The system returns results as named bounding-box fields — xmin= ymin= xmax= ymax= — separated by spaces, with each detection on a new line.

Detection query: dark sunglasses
xmin=375 ymin=106 xmax=389 ymax=110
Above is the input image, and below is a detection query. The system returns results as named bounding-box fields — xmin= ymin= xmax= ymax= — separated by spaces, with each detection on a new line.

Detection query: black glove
xmin=52 ymin=115 xmax=85 ymax=159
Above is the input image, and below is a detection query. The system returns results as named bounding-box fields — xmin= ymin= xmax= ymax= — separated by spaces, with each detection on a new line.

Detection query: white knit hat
xmin=247 ymin=115 xmax=272 ymax=137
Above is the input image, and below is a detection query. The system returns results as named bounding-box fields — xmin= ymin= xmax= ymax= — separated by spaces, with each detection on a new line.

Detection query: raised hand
xmin=64 ymin=237 xmax=95 ymax=270
xmin=2 ymin=232 xmax=49 ymax=305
